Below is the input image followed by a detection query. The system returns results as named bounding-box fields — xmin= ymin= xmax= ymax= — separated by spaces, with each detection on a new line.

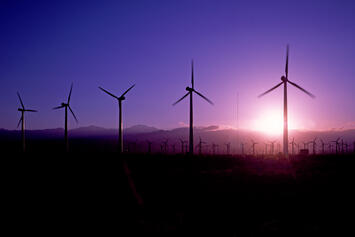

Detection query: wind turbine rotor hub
xmin=281 ymin=76 xmax=287 ymax=82
xmin=119 ymin=96 xmax=126 ymax=101
xmin=186 ymin=87 xmax=193 ymax=92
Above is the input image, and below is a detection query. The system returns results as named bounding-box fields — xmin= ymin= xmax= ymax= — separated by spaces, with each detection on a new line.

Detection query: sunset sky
xmin=1 ymin=0 xmax=354 ymax=132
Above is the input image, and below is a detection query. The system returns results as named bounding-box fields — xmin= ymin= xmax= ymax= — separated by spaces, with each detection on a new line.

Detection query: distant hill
xmin=1 ymin=125 xmax=354 ymax=153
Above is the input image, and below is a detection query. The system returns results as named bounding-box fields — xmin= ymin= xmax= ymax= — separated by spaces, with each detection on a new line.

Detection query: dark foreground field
xmin=3 ymin=154 xmax=355 ymax=236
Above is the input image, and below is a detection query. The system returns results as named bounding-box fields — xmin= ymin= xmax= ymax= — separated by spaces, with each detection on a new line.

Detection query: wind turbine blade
xmin=287 ymin=80 xmax=315 ymax=98
xmin=121 ymin=84 xmax=135 ymax=97
xmin=53 ymin=105 xmax=65 ymax=110
xmin=69 ymin=106 xmax=78 ymax=123
xmin=17 ymin=116 xmax=23 ymax=128
xmin=68 ymin=83 xmax=73 ymax=104
xmin=285 ymin=45 xmax=289 ymax=79
xmin=17 ymin=92 xmax=25 ymax=109
xmin=257 ymin=82 xmax=283 ymax=98
xmin=98 ymin=87 xmax=119 ymax=99
xmin=172 ymin=92 xmax=190 ymax=106
xmin=193 ymin=90 xmax=214 ymax=105
xmin=25 ymin=109 xmax=38 ymax=112
xmin=191 ymin=60 xmax=194 ymax=89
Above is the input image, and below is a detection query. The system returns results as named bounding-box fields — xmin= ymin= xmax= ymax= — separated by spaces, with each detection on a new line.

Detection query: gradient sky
xmin=1 ymin=0 xmax=354 ymax=131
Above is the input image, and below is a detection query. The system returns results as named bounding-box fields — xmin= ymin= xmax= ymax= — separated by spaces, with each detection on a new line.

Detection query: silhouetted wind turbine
xmin=332 ymin=137 xmax=341 ymax=154
xmin=269 ymin=140 xmax=277 ymax=155
xmin=99 ymin=84 xmax=135 ymax=153
xmin=308 ymin=137 xmax=317 ymax=155
xmin=173 ymin=61 xmax=214 ymax=155
xmin=258 ymin=45 xmax=315 ymax=158
xmin=264 ymin=143 xmax=268 ymax=155
xmin=53 ymin=83 xmax=78 ymax=152
xmin=179 ymin=139 xmax=187 ymax=153
xmin=250 ymin=140 xmax=258 ymax=156
xmin=289 ymin=137 xmax=296 ymax=155
xmin=17 ymin=92 xmax=37 ymax=152
xmin=196 ymin=137 xmax=206 ymax=155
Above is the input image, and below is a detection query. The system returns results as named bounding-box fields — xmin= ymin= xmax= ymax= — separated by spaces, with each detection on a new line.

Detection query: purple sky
xmin=1 ymin=0 xmax=354 ymax=131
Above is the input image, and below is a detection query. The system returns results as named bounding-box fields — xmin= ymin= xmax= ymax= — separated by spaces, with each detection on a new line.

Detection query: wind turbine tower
xmin=16 ymin=92 xmax=37 ymax=152
xmin=258 ymin=45 xmax=315 ymax=158
xmin=173 ymin=61 xmax=214 ymax=155
xmin=53 ymin=83 xmax=78 ymax=152
xmin=99 ymin=84 xmax=135 ymax=153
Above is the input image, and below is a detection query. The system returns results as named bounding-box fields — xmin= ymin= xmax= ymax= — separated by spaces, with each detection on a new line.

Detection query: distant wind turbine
xmin=146 ymin=140 xmax=152 ymax=153
xmin=332 ymin=137 xmax=341 ymax=154
xmin=250 ymin=140 xmax=258 ymax=156
xmin=289 ymin=137 xmax=296 ymax=155
xmin=53 ymin=83 xmax=78 ymax=152
xmin=173 ymin=61 xmax=214 ymax=155
xmin=308 ymin=137 xmax=317 ymax=155
xmin=17 ymin=92 xmax=37 ymax=152
xmin=196 ymin=137 xmax=206 ymax=155
xmin=99 ymin=84 xmax=135 ymax=153
xmin=258 ymin=45 xmax=315 ymax=158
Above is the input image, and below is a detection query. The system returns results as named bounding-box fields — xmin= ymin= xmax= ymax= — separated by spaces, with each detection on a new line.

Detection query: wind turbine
xmin=173 ymin=61 xmax=214 ymax=155
xmin=16 ymin=92 xmax=37 ymax=152
xmin=162 ymin=139 xmax=169 ymax=153
xmin=99 ymin=84 xmax=135 ymax=153
xmin=258 ymin=45 xmax=315 ymax=158
xmin=308 ymin=137 xmax=317 ymax=155
xmin=250 ymin=140 xmax=258 ymax=156
xmin=53 ymin=83 xmax=78 ymax=152
xmin=196 ymin=137 xmax=206 ymax=155
xmin=269 ymin=140 xmax=277 ymax=155
xmin=264 ymin=143 xmax=268 ymax=155
xmin=332 ymin=137 xmax=341 ymax=154
xmin=146 ymin=140 xmax=152 ymax=153
xmin=289 ymin=137 xmax=296 ymax=155
xmin=179 ymin=139 xmax=187 ymax=153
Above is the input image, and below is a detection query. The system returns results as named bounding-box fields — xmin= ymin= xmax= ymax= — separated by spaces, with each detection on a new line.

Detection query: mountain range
xmin=1 ymin=125 xmax=354 ymax=153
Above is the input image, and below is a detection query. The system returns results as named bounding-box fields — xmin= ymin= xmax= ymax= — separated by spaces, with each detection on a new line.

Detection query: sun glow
xmin=252 ymin=110 xmax=296 ymax=135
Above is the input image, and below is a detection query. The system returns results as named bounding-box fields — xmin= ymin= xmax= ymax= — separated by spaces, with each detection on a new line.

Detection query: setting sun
xmin=252 ymin=110 xmax=294 ymax=135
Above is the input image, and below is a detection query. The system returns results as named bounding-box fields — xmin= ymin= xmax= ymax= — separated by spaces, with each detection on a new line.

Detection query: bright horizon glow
xmin=251 ymin=109 xmax=297 ymax=135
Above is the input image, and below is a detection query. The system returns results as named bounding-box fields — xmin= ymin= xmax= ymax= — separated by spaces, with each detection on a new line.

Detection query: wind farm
xmin=1 ymin=1 xmax=355 ymax=236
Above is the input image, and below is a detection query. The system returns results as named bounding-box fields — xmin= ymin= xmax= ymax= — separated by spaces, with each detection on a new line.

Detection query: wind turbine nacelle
xmin=186 ymin=87 xmax=193 ymax=92
xmin=61 ymin=103 xmax=67 ymax=106
xmin=18 ymin=108 xmax=23 ymax=111
xmin=281 ymin=76 xmax=287 ymax=82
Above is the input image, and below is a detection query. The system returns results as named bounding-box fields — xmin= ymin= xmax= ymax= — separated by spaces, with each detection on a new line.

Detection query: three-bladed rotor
xmin=173 ymin=61 xmax=213 ymax=106
xmin=99 ymin=84 xmax=135 ymax=101
xmin=17 ymin=92 xmax=38 ymax=128
xmin=258 ymin=45 xmax=315 ymax=99
xmin=53 ymin=83 xmax=78 ymax=123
